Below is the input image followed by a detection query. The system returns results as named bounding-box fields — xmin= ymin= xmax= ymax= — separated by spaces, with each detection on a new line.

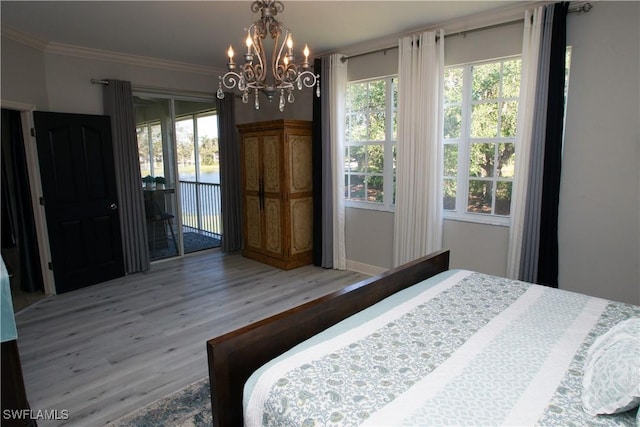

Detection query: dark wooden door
xmin=34 ymin=111 xmax=124 ymax=293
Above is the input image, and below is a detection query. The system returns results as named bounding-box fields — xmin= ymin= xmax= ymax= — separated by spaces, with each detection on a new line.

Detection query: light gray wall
xmin=559 ymin=2 xmax=639 ymax=304
xmin=1 ymin=37 xmax=48 ymax=108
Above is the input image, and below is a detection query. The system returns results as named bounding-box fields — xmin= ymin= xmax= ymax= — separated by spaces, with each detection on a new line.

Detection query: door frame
xmin=1 ymin=99 xmax=55 ymax=295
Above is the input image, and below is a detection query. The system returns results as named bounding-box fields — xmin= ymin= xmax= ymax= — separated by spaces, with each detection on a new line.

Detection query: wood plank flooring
xmin=14 ymin=250 xmax=367 ymax=426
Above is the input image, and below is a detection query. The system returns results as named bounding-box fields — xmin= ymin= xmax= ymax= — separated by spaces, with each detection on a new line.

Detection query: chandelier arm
xmin=271 ymin=24 xmax=289 ymax=86
xmin=220 ymin=71 xmax=243 ymax=89
xmin=296 ymin=70 xmax=318 ymax=88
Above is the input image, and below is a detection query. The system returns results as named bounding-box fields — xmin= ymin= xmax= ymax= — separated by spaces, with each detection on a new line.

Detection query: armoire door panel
xmin=262 ymin=135 xmax=280 ymax=193
xmin=289 ymin=134 xmax=313 ymax=193
xmin=264 ymin=198 xmax=282 ymax=255
xmin=290 ymin=197 xmax=313 ymax=255
xmin=245 ymin=195 xmax=262 ymax=250
xmin=244 ymin=136 xmax=260 ymax=193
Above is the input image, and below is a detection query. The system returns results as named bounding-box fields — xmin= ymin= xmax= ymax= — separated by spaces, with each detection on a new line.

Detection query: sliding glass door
xmin=134 ymin=94 xmax=220 ymax=261
xmin=174 ymin=100 xmax=221 ymax=254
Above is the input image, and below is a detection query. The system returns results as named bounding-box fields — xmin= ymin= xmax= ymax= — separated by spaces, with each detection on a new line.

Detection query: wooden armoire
xmin=238 ymin=120 xmax=313 ymax=270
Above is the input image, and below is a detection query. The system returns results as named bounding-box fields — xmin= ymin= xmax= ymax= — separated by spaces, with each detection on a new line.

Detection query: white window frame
xmin=344 ymin=75 xmax=397 ymax=212
xmin=443 ymin=56 xmax=521 ymax=227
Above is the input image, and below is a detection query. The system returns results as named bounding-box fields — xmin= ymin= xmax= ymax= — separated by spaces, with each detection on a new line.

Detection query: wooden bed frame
xmin=206 ymin=249 xmax=450 ymax=426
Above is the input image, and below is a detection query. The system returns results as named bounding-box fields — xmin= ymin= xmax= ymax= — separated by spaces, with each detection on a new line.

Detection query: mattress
xmin=244 ymin=270 xmax=640 ymax=426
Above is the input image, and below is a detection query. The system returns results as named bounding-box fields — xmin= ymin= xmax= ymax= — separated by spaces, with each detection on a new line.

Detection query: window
xmin=137 ymin=121 xmax=164 ymax=178
xmin=344 ymin=76 xmax=397 ymax=210
xmin=443 ymin=57 xmax=521 ymax=224
xmin=175 ymin=111 xmax=219 ymax=184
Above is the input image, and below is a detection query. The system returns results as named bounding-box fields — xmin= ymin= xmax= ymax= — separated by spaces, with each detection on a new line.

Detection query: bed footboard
xmin=206 ymin=249 xmax=450 ymax=426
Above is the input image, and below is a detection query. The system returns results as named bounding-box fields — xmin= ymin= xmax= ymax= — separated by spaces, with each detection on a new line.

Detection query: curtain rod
xmin=340 ymin=2 xmax=592 ymax=63
xmin=91 ymin=79 xmax=109 ymax=85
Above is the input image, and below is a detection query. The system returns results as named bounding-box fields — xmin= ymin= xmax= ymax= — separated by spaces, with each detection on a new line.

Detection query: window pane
xmin=347 ymin=83 xmax=368 ymax=110
xmin=345 ymin=146 xmax=361 ymax=172
xmin=497 ymin=143 xmax=515 ymax=178
xmin=368 ymin=112 xmax=386 ymax=141
xmin=197 ymin=114 xmax=219 ymax=183
xmin=443 ymin=178 xmax=456 ymax=211
xmin=444 ymin=106 xmax=462 ymax=139
xmin=443 ymin=143 xmax=458 ymax=176
xmin=496 ymin=181 xmax=512 ymax=216
xmin=151 ymin=124 xmax=164 ymax=174
xmin=348 ymin=175 xmax=366 ymax=201
xmin=176 ymin=119 xmax=195 ymax=181
xmin=367 ymin=145 xmax=384 ymax=173
xmin=502 ymin=59 xmax=521 ymax=98
xmin=347 ymin=113 xmax=367 ymax=141
xmin=472 ymin=63 xmax=500 ymax=100
xmin=392 ymin=79 xmax=398 ymax=140
xmin=367 ymin=175 xmax=384 ymax=202
xmin=469 ymin=143 xmax=495 ymax=178
xmin=350 ymin=146 xmax=366 ymax=172
xmin=500 ymin=101 xmax=518 ymax=137
xmin=137 ymin=126 xmax=150 ymax=177
xmin=471 ymin=103 xmax=498 ymax=138
xmin=467 ymin=180 xmax=493 ymax=214
xmin=392 ymin=145 xmax=397 ymax=205
xmin=368 ymin=80 xmax=386 ymax=110
xmin=444 ymin=68 xmax=463 ymax=103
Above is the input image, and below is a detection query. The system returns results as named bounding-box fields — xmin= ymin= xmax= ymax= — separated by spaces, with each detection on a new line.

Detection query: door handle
xmin=109 ymin=203 xmax=118 ymax=211
xmin=259 ymin=179 xmax=264 ymax=210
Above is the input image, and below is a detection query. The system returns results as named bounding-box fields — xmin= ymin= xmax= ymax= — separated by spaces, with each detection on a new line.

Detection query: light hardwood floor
xmin=14 ymin=250 xmax=367 ymax=426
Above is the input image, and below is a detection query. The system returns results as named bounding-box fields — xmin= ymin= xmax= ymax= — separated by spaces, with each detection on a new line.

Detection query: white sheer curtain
xmin=506 ymin=7 xmax=545 ymax=279
xmin=393 ymin=30 xmax=444 ymax=267
xmin=325 ymin=53 xmax=347 ymax=269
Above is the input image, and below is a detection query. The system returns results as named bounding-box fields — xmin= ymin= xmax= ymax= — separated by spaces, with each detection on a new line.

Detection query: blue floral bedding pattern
xmin=244 ymin=271 xmax=639 ymax=426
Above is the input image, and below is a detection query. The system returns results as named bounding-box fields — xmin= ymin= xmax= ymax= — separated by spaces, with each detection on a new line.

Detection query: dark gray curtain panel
xmin=519 ymin=2 xmax=568 ymax=287
xmin=217 ymin=94 xmax=242 ymax=253
xmin=319 ymin=56 xmax=335 ymax=269
xmin=537 ymin=2 xmax=569 ymax=287
xmin=103 ymin=79 xmax=150 ymax=273
xmin=312 ymin=57 xmax=324 ymax=266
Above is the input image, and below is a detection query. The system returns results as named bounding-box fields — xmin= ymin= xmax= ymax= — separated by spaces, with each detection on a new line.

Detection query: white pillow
xmin=582 ymin=317 xmax=640 ymax=416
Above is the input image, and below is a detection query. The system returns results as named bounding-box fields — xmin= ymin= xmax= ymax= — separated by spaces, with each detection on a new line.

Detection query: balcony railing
xmin=179 ymin=180 xmax=222 ymax=243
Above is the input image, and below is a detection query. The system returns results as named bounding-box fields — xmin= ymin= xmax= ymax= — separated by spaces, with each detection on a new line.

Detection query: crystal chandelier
xmin=216 ymin=0 xmax=320 ymax=111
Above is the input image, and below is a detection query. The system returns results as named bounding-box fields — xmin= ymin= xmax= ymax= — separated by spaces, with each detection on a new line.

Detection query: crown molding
xmin=45 ymin=42 xmax=221 ymax=76
xmin=2 ymin=25 xmax=226 ymax=76
xmin=1 ymin=26 xmax=48 ymax=51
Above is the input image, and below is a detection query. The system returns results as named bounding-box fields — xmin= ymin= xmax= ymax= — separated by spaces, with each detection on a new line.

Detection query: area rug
xmin=109 ymin=377 xmax=212 ymax=426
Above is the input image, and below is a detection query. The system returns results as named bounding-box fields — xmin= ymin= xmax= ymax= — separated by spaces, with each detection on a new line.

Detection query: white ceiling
xmin=1 ymin=1 xmax=523 ymax=71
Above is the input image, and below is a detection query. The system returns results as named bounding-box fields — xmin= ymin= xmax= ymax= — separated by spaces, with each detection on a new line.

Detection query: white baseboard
xmin=346 ymin=259 xmax=388 ymax=276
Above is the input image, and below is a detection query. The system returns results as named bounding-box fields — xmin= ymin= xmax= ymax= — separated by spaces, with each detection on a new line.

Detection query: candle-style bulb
xmin=246 ymin=35 xmax=252 ymax=52
xmin=227 ymin=45 xmax=234 ymax=59
xmin=303 ymin=44 xmax=310 ymax=59
xmin=287 ymin=34 xmax=293 ymax=49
